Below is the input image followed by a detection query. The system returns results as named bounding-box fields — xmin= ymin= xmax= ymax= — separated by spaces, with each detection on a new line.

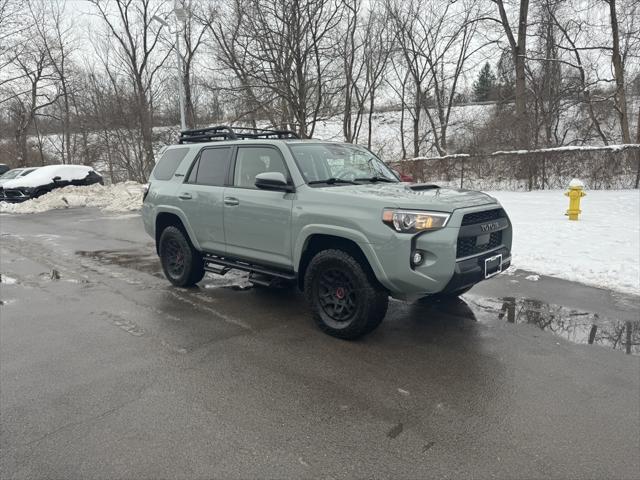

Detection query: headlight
xmin=382 ymin=208 xmax=450 ymax=233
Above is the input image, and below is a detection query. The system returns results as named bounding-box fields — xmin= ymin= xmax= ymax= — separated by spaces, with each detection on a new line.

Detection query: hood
xmin=313 ymin=183 xmax=497 ymax=212
xmin=2 ymin=165 xmax=94 ymax=190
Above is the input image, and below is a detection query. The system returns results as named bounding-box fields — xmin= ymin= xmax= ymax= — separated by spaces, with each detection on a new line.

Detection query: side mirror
xmin=255 ymin=172 xmax=293 ymax=192
xmin=52 ymin=176 xmax=61 ymax=182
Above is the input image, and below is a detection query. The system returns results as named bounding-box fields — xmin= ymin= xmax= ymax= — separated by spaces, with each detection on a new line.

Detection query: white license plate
xmin=484 ymin=254 xmax=503 ymax=278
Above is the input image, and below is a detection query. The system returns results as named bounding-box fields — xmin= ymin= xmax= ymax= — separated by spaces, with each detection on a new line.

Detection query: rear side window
xmin=187 ymin=147 xmax=231 ymax=186
xmin=152 ymin=148 xmax=189 ymax=180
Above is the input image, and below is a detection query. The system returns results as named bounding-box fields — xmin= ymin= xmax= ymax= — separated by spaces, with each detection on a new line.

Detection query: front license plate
xmin=484 ymin=254 xmax=502 ymax=278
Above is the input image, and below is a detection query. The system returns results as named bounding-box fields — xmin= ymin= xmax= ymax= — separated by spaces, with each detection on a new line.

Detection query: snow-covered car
xmin=0 ymin=165 xmax=103 ymax=203
xmin=0 ymin=167 xmax=39 ymax=188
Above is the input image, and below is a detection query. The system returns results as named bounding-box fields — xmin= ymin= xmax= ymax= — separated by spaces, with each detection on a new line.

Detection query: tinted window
xmin=233 ymin=147 xmax=288 ymax=189
xmin=190 ymin=147 xmax=231 ymax=186
xmin=152 ymin=148 xmax=189 ymax=180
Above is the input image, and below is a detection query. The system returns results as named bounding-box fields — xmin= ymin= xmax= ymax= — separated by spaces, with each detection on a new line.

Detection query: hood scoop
xmin=408 ymin=183 xmax=440 ymax=191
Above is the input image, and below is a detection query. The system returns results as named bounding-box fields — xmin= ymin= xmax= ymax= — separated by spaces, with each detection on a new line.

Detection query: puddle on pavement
xmin=467 ymin=295 xmax=639 ymax=356
xmin=75 ymin=249 xmax=252 ymax=288
xmin=0 ymin=273 xmax=18 ymax=284
xmin=72 ymin=249 xmax=639 ymax=355
xmin=76 ymin=249 xmax=164 ymax=277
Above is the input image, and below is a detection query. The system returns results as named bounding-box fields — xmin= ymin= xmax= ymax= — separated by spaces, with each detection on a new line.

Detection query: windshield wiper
xmin=307 ymin=178 xmax=358 ymax=185
xmin=354 ymin=176 xmax=395 ymax=183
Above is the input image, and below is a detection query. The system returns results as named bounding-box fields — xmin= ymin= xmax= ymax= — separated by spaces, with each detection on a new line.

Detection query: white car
xmin=0 ymin=165 xmax=103 ymax=203
xmin=0 ymin=167 xmax=39 ymax=188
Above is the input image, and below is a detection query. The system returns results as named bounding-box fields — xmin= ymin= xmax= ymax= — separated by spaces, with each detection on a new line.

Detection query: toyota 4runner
xmin=142 ymin=126 xmax=512 ymax=339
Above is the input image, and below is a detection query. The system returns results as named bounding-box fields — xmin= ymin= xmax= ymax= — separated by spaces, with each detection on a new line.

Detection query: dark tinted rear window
xmin=152 ymin=148 xmax=189 ymax=180
xmin=188 ymin=147 xmax=231 ymax=186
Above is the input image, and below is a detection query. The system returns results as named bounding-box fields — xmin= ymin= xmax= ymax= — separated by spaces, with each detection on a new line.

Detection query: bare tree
xmin=546 ymin=3 xmax=610 ymax=145
xmin=387 ymin=0 xmax=432 ymax=157
xmin=88 ymin=0 xmax=172 ymax=175
xmin=27 ymin=0 xmax=77 ymax=164
xmin=605 ymin=0 xmax=632 ymax=143
xmin=242 ymin=0 xmax=343 ymax=137
xmin=340 ymin=0 xmax=363 ymax=143
xmin=2 ymin=2 xmax=60 ymax=166
xmin=204 ymin=0 xmax=268 ymax=127
xmin=177 ymin=0 xmax=208 ymax=128
xmin=420 ymin=0 xmax=485 ymax=155
xmin=494 ymin=0 xmax=531 ymax=148
xmin=359 ymin=3 xmax=393 ymax=149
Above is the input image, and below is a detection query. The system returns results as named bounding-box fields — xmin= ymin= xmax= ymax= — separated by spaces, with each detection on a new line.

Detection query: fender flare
xmin=154 ymin=205 xmax=201 ymax=251
xmin=293 ymin=224 xmax=390 ymax=285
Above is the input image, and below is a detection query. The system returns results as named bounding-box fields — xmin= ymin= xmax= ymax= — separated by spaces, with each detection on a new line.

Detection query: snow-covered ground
xmin=491 ymin=189 xmax=640 ymax=296
xmin=1 ymin=184 xmax=638 ymax=295
xmin=0 ymin=182 xmax=144 ymax=214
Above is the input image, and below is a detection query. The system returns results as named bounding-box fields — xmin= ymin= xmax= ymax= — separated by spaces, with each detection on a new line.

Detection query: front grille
xmin=461 ymin=208 xmax=506 ymax=226
xmin=2 ymin=190 xmax=22 ymax=198
xmin=457 ymin=230 xmax=503 ymax=258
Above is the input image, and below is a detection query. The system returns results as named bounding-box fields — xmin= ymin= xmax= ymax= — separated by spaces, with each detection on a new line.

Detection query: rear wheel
xmin=304 ymin=249 xmax=388 ymax=339
xmin=159 ymin=226 xmax=205 ymax=287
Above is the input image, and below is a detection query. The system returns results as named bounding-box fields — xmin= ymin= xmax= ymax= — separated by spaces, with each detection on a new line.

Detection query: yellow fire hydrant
xmin=564 ymin=179 xmax=586 ymax=220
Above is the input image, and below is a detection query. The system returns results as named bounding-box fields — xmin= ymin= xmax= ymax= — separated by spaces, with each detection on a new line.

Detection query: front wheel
xmin=304 ymin=249 xmax=388 ymax=339
xmin=158 ymin=226 xmax=205 ymax=287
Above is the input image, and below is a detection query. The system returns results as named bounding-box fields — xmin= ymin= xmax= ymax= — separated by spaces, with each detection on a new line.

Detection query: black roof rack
xmin=178 ymin=125 xmax=300 ymax=144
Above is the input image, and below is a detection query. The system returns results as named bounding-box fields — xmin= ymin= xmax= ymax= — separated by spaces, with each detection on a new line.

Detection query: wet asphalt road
xmin=1 ymin=208 xmax=639 ymax=479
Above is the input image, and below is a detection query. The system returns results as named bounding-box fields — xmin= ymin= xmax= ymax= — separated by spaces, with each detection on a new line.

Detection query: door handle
xmin=178 ymin=192 xmax=192 ymax=200
xmin=224 ymin=197 xmax=240 ymax=206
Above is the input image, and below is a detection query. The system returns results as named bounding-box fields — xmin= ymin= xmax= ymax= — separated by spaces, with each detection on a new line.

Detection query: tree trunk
xmin=183 ymin=68 xmax=196 ymax=129
xmin=634 ymin=106 xmax=639 ymax=188
xmin=514 ymin=0 xmax=530 ymax=148
xmin=367 ymin=91 xmax=375 ymax=150
xmin=136 ymin=80 xmax=155 ymax=177
xmin=608 ymin=0 xmax=631 ymax=143
xmin=413 ymin=86 xmax=421 ymax=158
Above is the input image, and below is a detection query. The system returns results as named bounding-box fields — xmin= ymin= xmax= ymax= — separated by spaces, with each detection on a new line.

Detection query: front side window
xmin=233 ymin=146 xmax=288 ymax=189
xmin=289 ymin=143 xmax=398 ymax=185
xmin=188 ymin=147 xmax=231 ymax=186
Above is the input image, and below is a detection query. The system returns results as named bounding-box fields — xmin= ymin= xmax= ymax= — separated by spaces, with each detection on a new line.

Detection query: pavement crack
xmin=8 ymin=389 xmax=147 ymax=454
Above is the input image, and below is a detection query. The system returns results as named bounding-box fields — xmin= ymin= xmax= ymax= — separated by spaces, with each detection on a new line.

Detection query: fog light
xmin=412 ymin=250 xmax=424 ymax=265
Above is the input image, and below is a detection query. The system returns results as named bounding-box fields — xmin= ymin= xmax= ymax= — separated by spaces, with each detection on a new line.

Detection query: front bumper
xmin=368 ymin=204 xmax=512 ymax=298
xmin=0 ymin=188 xmax=32 ymax=203
xmin=441 ymin=247 xmax=511 ymax=293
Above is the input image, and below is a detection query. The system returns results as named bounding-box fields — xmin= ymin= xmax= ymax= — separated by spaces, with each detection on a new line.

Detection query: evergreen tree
xmin=473 ymin=62 xmax=497 ymax=102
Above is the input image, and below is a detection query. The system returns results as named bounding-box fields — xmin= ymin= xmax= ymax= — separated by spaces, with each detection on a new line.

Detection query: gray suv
xmin=142 ymin=126 xmax=512 ymax=339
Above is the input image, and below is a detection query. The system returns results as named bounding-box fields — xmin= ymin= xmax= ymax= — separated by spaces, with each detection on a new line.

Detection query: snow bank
xmin=0 ymin=182 xmax=144 ymax=214
xmin=490 ymin=189 xmax=640 ymax=295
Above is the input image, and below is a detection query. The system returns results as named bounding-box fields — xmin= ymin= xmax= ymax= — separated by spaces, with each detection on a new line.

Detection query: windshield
xmin=0 ymin=169 xmax=24 ymax=179
xmin=289 ymin=143 xmax=398 ymax=185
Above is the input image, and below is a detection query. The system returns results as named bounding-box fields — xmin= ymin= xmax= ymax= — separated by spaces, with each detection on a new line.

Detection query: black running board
xmin=203 ymin=254 xmax=296 ymax=281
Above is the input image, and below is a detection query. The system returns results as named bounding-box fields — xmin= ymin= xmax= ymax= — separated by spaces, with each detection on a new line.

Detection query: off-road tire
xmin=304 ymin=249 xmax=388 ymax=339
xmin=159 ymin=226 xmax=205 ymax=287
